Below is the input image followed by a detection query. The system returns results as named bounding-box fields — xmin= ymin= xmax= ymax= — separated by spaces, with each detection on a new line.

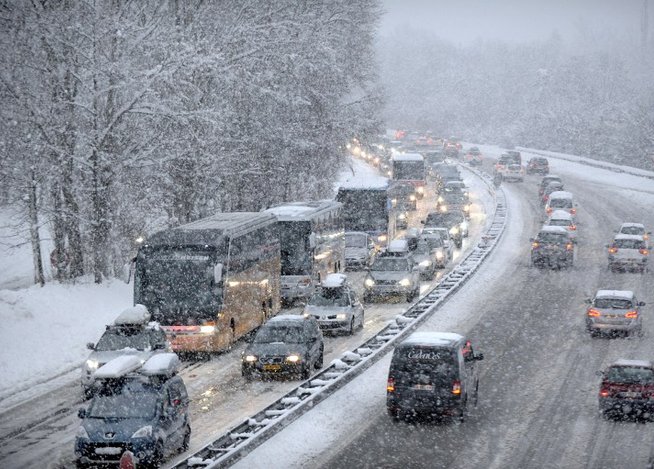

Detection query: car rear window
xmin=594 ymin=298 xmax=633 ymax=309
xmin=391 ymin=347 xmax=457 ymax=382
xmin=548 ymin=220 xmax=570 ymax=227
xmin=620 ymin=226 xmax=644 ymax=236
xmin=607 ymin=366 xmax=654 ymax=384
xmin=549 ymin=199 xmax=572 ymax=209
xmin=614 ymin=239 xmax=645 ymax=249
xmin=537 ymin=233 xmax=568 ymax=244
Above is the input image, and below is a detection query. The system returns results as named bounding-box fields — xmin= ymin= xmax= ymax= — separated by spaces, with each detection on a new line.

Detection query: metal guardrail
xmin=170 ymin=165 xmax=508 ymax=469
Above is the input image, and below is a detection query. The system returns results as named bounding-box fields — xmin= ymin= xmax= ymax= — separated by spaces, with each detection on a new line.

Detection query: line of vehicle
xmin=168 ymin=163 xmax=507 ymax=469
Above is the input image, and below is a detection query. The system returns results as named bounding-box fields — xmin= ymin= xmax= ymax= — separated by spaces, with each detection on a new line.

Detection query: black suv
xmin=530 ymin=226 xmax=574 ymax=269
xmin=75 ymin=354 xmax=190 ymax=469
xmin=387 ymin=332 xmax=483 ymax=422
xmin=242 ymin=315 xmax=324 ymax=380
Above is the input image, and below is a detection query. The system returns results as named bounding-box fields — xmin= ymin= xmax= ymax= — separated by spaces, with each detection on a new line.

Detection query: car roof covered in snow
xmin=539 ymin=225 xmax=569 ymax=235
xmin=401 ymin=332 xmax=464 ymax=347
xmin=338 ymin=176 xmax=390 ymax=190
xmin=595 ymin=290 xmax=635 ymax=300
xmin=620 ymin=222 xmax=645 ymax=229
xmin=94 ymin=355 xmax=143 ymax=379
xmin=392 ymin=152 xmax=424 ymax=161
xmin=548 ymin=191 xmax=573 ymax=200
xmin=264 ymin=200 xmax=341 ymax=221
xmin=140 ymin=353 xmax=181 ymax=377
xmin=614 ymin=233 xmax=644 ymax=241
xmin=267 ymin=315 xmax=309 ymax=324
xmin=548 ymin=210 xmax=573 ymax=221
xmin=611 ymin=359 xmax=653 ymax=369
xmin=114 ymin=305 xmax=151 ymax=326
xmin=322 ymin=273 xmax=348 ymax=288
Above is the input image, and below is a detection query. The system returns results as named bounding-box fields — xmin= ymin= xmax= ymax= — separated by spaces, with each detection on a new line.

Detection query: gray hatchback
xmin=585 ymin=290 xmax=645 ymax=337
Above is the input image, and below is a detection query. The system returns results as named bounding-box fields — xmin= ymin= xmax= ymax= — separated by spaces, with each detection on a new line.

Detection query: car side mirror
xmin=78 ymin=408 xmax=87 ymax=419
xmin=86 ymin=342 xmax=96 ymax=351
xmin=639 ymin=301 xmax=646 ymax=306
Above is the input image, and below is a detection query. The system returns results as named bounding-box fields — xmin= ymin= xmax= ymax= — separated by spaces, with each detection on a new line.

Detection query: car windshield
xmin=254 ymin=325 xmax=305 ymax=344
xmin=620 ymin=226 xmax=644 ymax=236
xmin=95 ymin=328 xmax=154 ymax=351
xmin=614 ymin=239 xmax=645 ymax=249
xmin=345 ymin=234 xmax=367 ymax=248
xmin=308 ymin=288 xmax=349 ymax=307
xmin=549 ymin=199 xmax=572 ymax=209
xmin=371 ymin=257 xmax=410 ymax=271
xmin=537 ymin=233 xmax=568 ymax=244
xmin=420 ymin=236 xmax=443 ymax=250
xmin=607 ymin=366 xmax=654 ymax=384
xmin=88 ymin=387 xmax=159 ymax=419
xmin=594 ymin=298 xmax=633 ymax=309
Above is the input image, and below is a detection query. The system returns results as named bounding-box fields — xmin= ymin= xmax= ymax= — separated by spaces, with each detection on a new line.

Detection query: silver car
xmin=363 ymin=254 xmax=420 ymax=302
xmin=585 ymin=290 xmax=645 ymax=337
xmin=607 ymin=234 xmax=649 ymax=273
xmin=412 ymin=235 xmax=449 ymax=279
xmin=303 ymin=274 xmax=364 ymax=335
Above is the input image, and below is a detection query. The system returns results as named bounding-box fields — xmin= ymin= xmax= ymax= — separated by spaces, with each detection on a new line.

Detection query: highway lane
xmin=316 ymin=161 xmax=654 ymax=469
xmin=0 ymin=162 xmax=493 ymax=468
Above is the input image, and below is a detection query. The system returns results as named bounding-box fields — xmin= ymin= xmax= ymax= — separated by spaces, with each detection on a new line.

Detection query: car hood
xmin=304 ymin=305 xmax=352 ymax=317
xmin=82 ymin=416 xmax=156 ymax=442
xmin=368 ymin=271 xmax=409 ymax=281
xmin=246 ymin=342 xmax=309 ymax=357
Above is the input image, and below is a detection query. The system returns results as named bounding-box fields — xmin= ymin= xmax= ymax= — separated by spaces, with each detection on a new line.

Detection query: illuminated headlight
xmin=85 ymin=359 xmax=99 ymax=371
xmin=439 ymin=205 xmax=448 ymax=212
xmin=463 ymin=205 xmax=470 ymax=212
xmin=244 ymin=355 xmax=258 ymax=362
xmin=76 ymin=426 xmax=89 ymax=439
xmin=398 ymin=213 xmax=406 ymax=220
xmin=417 ymin=186 xmax=425 ymax=194
xmin=336 ymin=313 xmax=347 ymax=320
xmin=410 ymin=195 xmax=417 ymax=201
xmin=200 ymin=325 xmax=216 ymax=334
xmin=131 ymin=425 xmax=153 ymax=438
xmin=435 ymin=251 xmax=444 ymax=259
xmin=399 ymin=278 xmax=411 ymax=286
xmin=419 ymin=260 xmax=431 ymax=267
xmin=378 ymin=234 xmax=387 ymax=242
xmin=438 ymin=196 xmax=444 ymax=203
xmin=364 ymin=278 xmax=375 ymax=287
xmin=460 ymin=221 xmax=469 ymax=230
xmin=286 ymin=354 xmax=301 ymax=363
xmin=450 ymin=227 xmax=459 ymax=235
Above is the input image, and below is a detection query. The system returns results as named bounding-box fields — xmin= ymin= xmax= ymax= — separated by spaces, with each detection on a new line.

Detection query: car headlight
xmin=364 ymin=278 xmax=375 ymax=287
xmin=85 ymin=359 xmax=99 ymax=371
xmin=460 ymin=221 xmax=468 ymax=230
xmin=243 ymin=355 xmax=257 ymax=362
xmin=417 ymin=186 xmax=424 ymax=193
xmin=378 ymin=234 xmax=387 ymax=242
xmin=398 ymin=213 xmax=406 ymax=220
xmin=286 ymin=354 xmax=301 ymax=363
xmin=76 ymin=426 xmax=89 ymax=439
xmin=463 ymin=205 xmax=470 ymax=212
xmin=436 ymin=251 xmax=444 ymax=259
xmin=200 ymin=325 xmax=215 ymax=334
xmin=336 ymin=313 xmax=347 ymax=320
xmin=438 ymin=196 xmax=444 ymax=202
xmin=399 ymin=278 xmax=411 ymax=286
xmin=410 ymin=195 xmax=417 ymax=201
xmin=131 ymin=425 xmax=153 ymax=438
xmin=439 ymin=205 xmax=448 ymax=212
xmin=450 ymin=227 xmax=459 ymax=235
xmin=419 ymin=260 xmax=431 ymax=267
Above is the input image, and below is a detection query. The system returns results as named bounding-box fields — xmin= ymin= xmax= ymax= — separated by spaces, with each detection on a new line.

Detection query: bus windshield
xmin=393 ymin=161 xmax=424 ymax=180
xmin=337 ymin=189 xmax=388 ymax=233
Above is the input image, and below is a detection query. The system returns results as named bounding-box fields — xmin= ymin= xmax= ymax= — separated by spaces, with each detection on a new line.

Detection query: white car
xmin=545 ymin=191 xmax=577 ymax=220
xmin=303 ymin=274 xmax=364 ymax=335
xmin=544 ymin=210 xmax=577 ymax=240
xmin=618 ymin=222 xmax=650 ymax=245
xmin=607 ymin=234 xmax=649 ymax=273
xmin=81 ymin=305 xmax=171 ymax=398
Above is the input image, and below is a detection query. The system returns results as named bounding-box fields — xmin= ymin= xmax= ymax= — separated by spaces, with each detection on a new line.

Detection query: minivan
xmin=386 ymin=332 xmax=483 ymax=422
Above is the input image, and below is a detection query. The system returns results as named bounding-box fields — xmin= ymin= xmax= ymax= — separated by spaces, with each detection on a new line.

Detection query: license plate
xmin=413 ymin=384 xmax=434 ymax=391
xmin=623 ymin=391 xmax=640 ymax=398
xmin=95 ymin=447 xmax=122 ymax=455
xmin=263 ymin=364 xmax=281 ymax=371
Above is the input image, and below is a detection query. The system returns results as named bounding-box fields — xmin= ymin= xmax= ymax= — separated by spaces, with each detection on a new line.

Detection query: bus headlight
xmin=417 ymin=186 xmax=424 ymax=194
xmin=364 ymin=278 xmax=375 ymax=287
xmin=399 ymin=278 xmax=411 ymax=286
xmin=200 ymin=325 xmax=216 ymax=334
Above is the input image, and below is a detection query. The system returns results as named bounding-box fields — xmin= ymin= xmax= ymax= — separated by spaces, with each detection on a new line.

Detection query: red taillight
xmin=452 ymin=380 xmax=461 ymax=395
xmin=599 ymin=388 xmax=610 ymax=398
xmin=569 ymin=225 xmax=576 ymax=231
xmin=587 ymin=308 xmax=601 ymax=317
xmin=608 ymin=247 xmax=618 ymax=254
xmin=386 ymin=377 xmax=395 ymax=393
xmin=570 ymin=208 xmax=576 ymax=215
xmin=640 ymin=248 xmax=649 ymax=256
xmin=625 ymin=310 xmax=639 ymax=319
xmin=546 ymin=207 xmax=553 ymax=215
xmin=566 ymin=243 xmax=574 ymax=251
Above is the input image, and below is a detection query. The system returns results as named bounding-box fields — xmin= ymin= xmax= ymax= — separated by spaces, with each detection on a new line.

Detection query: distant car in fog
xmin=530 ymin=226 xmax=574 ymax=269
xmin=526 ymin=157 xmax=549 ymax=175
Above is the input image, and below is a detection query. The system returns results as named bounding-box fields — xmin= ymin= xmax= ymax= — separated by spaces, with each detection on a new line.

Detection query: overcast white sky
xmin=380 ymin=0 xmax=646 ymax=45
